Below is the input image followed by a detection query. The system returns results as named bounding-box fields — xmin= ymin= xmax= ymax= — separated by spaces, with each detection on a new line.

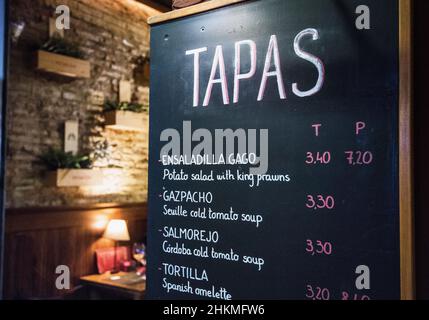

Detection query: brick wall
xmin=6 ymin=0 xmax=151 ymax=208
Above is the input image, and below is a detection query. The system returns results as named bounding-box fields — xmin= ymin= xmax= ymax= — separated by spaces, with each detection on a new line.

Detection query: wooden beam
xmin=147 ymin=0 xmax=247 ymax=25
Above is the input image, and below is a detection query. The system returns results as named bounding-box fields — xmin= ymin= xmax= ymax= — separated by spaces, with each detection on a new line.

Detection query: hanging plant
xmin=104 ymin=101 xmax=149 ymax=114
xmin=39 ymin=148 xmax=92 ymax=170
xmin=39 ymin=36 xmax=85 ymax=59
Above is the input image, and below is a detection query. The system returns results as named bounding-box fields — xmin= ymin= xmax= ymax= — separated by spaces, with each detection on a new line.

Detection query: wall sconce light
xmin=122 ymin=38 xmax=135 ymax=48
xmin=10 ymin=21 xmax=26 ymax=44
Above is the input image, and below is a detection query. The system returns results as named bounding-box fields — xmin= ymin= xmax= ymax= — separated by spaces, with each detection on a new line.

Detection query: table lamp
xmin=103 ymin=219 xmax=130 ymax=274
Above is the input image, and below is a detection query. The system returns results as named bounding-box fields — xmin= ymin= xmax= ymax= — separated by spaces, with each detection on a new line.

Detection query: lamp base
xmin=110 ymin=269 xmax=119 ymax=274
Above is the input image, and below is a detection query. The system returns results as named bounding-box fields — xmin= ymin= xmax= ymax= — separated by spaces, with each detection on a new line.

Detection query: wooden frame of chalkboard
xmin=399 ymin=0 xmax=414 ymax=301
xmin=148 ymin=0 xmax=415 ymax=300
xmin=148 ymin=0 xmax=247 ymax=25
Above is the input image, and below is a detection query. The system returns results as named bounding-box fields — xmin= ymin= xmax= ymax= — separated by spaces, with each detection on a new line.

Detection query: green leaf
xmin=39 ymin=148 xmax=92 ymax=170
xmin=40 ymin=36 xmax=85 ymax=59
xmin=104 ymin=100 xmax=148 ymax=113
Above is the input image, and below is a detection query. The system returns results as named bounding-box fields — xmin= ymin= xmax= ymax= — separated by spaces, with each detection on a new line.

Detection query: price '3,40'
xmin=305 ymin=151 xmax=374 ymax=165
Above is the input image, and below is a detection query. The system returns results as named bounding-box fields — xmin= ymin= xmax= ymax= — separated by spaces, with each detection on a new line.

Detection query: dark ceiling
xmin=138 ymin=0 xmax=173 ymax=11
xmin=153 ymin=0 xmax=173 ymax=8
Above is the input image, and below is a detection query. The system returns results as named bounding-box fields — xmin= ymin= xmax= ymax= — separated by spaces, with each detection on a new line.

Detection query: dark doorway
xmin=0 ymin=0 xmax=7 ymax=300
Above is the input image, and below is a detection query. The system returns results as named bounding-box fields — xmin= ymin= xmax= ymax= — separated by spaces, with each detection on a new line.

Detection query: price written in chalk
xmin=306 ymin=151 xmax=331 ymax=165
xmin=306 ymin=195 xmax=335 ymax=210
xmin=306 ymin=240 xmax=333 ymax=256
xmin=344 ymin=151 xmax=374 ymax=166
xmin=305 ymin=285 xmax=330 ymax=300
xmin=305 ymin=285 xmax=371 ymax=300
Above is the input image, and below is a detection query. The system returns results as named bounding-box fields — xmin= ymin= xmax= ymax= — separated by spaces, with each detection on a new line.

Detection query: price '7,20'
xmin=344 ymin=151 xmax=373 ymax=165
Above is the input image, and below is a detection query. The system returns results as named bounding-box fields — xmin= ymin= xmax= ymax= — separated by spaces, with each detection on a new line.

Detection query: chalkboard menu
xmin=147 ymin=0 xmax=413 ymax=300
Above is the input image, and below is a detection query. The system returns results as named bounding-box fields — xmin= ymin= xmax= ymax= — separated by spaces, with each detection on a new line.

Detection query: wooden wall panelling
xmin=4 ymin=203 xmax=147 ymax=299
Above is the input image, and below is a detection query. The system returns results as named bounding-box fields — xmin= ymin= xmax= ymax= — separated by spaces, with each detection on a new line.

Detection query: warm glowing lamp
xmin=103 ymin=219 xmax=130 ymax=274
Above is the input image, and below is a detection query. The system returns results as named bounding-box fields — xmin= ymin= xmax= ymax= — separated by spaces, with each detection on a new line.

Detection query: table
xmin=80 ymin=272 xmax=146 ymax=300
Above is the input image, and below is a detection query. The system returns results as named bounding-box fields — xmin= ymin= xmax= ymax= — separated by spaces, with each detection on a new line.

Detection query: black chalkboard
xmin=147 ymin=0 xmax=408 ymax=300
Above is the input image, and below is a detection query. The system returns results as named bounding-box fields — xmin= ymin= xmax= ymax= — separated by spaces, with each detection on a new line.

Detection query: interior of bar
xmin=0 ymin=0 xmax=428 ymax=302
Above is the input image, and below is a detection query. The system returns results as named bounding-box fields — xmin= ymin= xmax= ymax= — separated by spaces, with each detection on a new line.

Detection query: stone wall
xmin=6 ymin=0 xmax=151 ymax=208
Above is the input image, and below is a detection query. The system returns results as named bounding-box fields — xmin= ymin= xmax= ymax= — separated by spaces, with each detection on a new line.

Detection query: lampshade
xmin=103 ymin=219 xmax=130 ymax=241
